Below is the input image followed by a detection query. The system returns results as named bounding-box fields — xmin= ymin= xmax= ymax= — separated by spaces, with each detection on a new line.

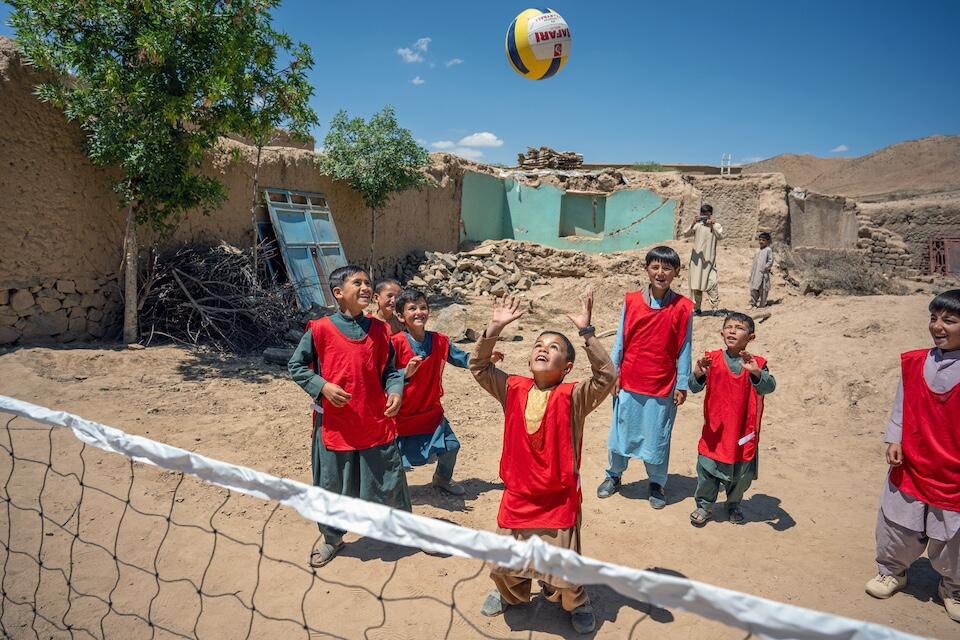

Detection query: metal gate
xmin=929 ymin=238 xmax=960 ymax=276
xmin=263 ymin=189 xmax=348 ymax=309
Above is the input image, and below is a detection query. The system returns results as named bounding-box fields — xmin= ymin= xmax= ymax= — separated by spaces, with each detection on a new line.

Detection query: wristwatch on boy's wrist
xmin=578 ymin=325 xmax=595 ymax=337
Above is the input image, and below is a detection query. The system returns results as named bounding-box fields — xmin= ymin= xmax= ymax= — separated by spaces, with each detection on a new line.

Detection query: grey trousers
xmin=875 ymin=510 xmax=960 ymax=589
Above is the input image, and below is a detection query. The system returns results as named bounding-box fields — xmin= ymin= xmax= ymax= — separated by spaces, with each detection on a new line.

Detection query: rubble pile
xmin=517 ymin=146 xmax=584 ymax=170
xmin=398 ymin=240 xmax=601 ymax=300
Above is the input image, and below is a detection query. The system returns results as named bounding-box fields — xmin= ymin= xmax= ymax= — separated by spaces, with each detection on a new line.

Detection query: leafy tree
xmin=10 ymin=0 xmax=317 ymax=342
xmin=318 ymin=106 xmax=430 ymax=277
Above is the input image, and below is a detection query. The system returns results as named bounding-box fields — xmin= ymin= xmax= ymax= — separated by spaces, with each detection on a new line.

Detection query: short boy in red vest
xmin=687 ymin=312 xmax=776 ymax=527
xmin=470 ymin=290 xmax=615 ymax=635
xmin=391 ymin=287 xmax=485 ymax=496
xmin=865 ymin=289 xmax=960 ymax=623
xmin=288 ymin=265 xmax=409 ymax=568
xmin=597 ymin=246 xmax=693 ymax=508
xmin=371 ymin=278 xmax=403 ymax=335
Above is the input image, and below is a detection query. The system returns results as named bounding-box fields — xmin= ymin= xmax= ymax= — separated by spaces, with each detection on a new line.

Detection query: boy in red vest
xmin=687 ymin=312 xmax=776 ymax=527
xmin=865 ymin=289 xmax=960 ymax=623
xmin=371 ymin=278 xmax=404 ymax=335
xmin=597 ymin=246 xmax=693 ymax=508
xmin=288 ymin=265 xmax=409 ymax=568
xmin=391 ymin=287 xmax=486 ymax=496
xmin=470 ymin=291 xmax=615 ymax=635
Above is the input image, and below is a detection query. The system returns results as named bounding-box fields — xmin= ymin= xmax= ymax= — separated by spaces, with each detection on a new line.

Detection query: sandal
xmin=728 ymin=506 xmax=745 ymax=524
xmin=689 ymin=507 xmax=711 ymax=527
xmin=309 ymin=540 xmax=344 ymax=568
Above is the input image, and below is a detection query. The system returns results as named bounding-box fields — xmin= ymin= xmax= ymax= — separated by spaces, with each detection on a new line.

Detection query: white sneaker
xmin=865 ymin=572 xmax=907 ymax=599
xmin=939 ymin=583 xmax=960 ymax=623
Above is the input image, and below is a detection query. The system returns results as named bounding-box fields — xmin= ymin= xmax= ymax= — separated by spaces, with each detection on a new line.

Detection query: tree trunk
xmin=369 ymin=208 xmax=376 ymax=279
xmin=122 ymin=204 xmax=139 ymax=344
xmin=251 ymin=144 xmax=263 ymax=277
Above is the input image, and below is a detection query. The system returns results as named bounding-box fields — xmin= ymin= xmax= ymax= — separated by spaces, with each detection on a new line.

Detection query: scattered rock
xmin=126 ymin=343 xmax=145 ymax=350
xmin=10 ymin=289 xmax=34 ymax=313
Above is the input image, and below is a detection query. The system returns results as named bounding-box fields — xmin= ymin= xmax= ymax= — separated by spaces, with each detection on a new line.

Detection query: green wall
xmin=461 ymin=170 xmax=675 ymax=253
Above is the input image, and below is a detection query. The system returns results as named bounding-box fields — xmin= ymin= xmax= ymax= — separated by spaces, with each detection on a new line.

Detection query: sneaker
xmin=570 ymin=604 xmax=596 ymax=634
xmin=480 ymin=590 xmax=506 ymax=617
xmin=939 ymin=582 xmax=960 ymax=622
xmin=865 ymin=572 xmax=907 ymax=599
xmin=596 ymin=476 xmax=621 ymax=499
xmin=648 ymin=483 xmax=666 ymax=509
xmin=432 ymin=473 xmax=466 ymax=496
xmin=308 ymin=540 xmax=344 ymax=568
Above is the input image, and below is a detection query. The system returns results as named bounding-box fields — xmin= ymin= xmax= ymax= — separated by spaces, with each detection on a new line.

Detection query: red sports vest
xmin=619 ymin=291 xmax=693 ymax=397
xmin=698 ymin=350 xmax=767 ymax=464
xmin=498 ymin=377 xmax=580 ymax=529
xmin=391 ymin=332 xmax=450 ymax=437
xmin=890 ymin=349 xmax=960 ymax=511
xmin=309 ymin=316 xmax=396 ymax=451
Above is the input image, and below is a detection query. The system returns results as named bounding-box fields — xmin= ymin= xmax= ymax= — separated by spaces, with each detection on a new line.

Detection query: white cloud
xmin=396 ymin=47 xmax=423 ymax=63
xmin=450 ymin=147 xmax=484 ymax=161
xmin=414 ymin=37 xmax=431 ymax=52
xmin=430 ymin=140 xmax=455 ymax=150
xmin=446 ymin=58 xmax=463 ymax=68
xmin=457 ymin=132 xmax=503 ymax=148
xmin=830 ymin=144 xmax=849 ymax=153
xmin=412 ymin=76 xmax=425 ymax=85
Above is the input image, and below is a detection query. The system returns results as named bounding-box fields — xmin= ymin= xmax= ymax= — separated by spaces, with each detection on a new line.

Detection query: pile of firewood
xmin=138 ymin=242 xmax=305 ymax=353
xmin=517 ymin=146 xmax=584 ymax=170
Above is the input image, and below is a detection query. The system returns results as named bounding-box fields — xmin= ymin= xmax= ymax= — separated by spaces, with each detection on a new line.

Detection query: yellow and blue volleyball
xmin=505 ymin=8 xmax=571 ymax=80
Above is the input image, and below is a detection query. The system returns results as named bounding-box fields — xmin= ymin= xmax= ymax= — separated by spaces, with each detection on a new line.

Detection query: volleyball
xmin=505 ymin=8 xmax=571 ymax=80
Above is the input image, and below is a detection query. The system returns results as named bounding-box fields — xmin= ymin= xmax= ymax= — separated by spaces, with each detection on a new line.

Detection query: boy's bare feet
xmin=690 ymin=507 xmax=711 ymax=527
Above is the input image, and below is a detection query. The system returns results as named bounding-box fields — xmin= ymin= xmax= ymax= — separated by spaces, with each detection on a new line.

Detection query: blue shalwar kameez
xmin=605 ymin=289 xmax=693 ymax=487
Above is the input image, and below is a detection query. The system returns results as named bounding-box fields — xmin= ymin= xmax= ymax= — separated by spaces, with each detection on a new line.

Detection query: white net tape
xmin=0 ymin=396 xmax=922 ymax=640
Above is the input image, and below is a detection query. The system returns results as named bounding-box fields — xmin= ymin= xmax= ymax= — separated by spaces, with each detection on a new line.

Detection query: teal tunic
xmin=688 ymin=351 xmax=776 ymax=510
xmin=288 ymin=311 xmax=410 ymax=544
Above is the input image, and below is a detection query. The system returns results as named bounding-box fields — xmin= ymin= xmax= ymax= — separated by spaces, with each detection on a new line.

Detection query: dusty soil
xmin=0 ymin=242 xmax=955 ymax=639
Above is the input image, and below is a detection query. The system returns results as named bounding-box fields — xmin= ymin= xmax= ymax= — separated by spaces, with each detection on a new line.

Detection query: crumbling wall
xmin=0 ymin=37 xmax=462 ymax=346
xmin=857 ymin=192 xmax=960 ymax=273
xmin=683 ymin=173 xmax=790 ymax=244
xmin=788 ymin=191 xmax=859 ymax=249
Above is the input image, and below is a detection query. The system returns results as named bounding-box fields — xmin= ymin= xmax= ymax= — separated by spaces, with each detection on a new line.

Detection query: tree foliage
xmin=318 ymin=106 xmax=430 ymax=211
xmin=10 ymin=0 xmax=318 ymax=234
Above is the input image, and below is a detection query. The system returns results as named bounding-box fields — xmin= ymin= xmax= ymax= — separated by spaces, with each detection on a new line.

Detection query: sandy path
xmin=0 ymin=243 xmax=953 ymax=639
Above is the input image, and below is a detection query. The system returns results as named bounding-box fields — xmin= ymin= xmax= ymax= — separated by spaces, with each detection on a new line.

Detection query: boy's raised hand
xmin=491 ymin=350 xmax=505 ymax=364
xmin=384 ymin=393 xmax=402 ymax=417
xmin=321 ymin=382 xmax=352 ymax=408
xmin=566 ymin=287 xmax=594 ymax=331
xmin=486 ymin=295 xmax=526 ymax=337
xmin=740 ymin=351 xmax=761 ymax=378
xmin=693 ymin=353 xmax=712 ymax=378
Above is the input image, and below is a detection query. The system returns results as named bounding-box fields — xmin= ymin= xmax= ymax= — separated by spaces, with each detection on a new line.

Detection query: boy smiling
xmin=866 ymin=289 xmax=960 ymax=623
xmin=288 ymin=265 xmax=409 ymax=568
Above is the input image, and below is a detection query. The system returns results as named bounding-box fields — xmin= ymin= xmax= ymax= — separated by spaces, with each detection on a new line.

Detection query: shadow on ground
xmin=619 ymin=473 xmax=698 ymax=506
xmin=410 ymin=478 xmax=502 ymax=512
xmin=502 ymin=567 xmax=681 ymax=637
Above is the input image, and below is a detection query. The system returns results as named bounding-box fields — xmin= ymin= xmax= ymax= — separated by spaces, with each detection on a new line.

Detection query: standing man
xmin=684 ymin=204 xmax=724 ymax=315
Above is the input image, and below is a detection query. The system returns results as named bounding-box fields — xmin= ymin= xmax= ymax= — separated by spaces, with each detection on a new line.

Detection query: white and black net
xmin=0 ymin=397 xmax=919 ymax=640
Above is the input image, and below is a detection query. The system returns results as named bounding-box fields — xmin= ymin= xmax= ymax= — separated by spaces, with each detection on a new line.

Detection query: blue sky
xmin=3 ymin=1 xmax=958 ymax=165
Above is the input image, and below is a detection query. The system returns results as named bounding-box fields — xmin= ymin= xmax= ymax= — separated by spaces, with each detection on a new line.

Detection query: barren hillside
xmin=744 ymin=135 xmax=960 ymax=199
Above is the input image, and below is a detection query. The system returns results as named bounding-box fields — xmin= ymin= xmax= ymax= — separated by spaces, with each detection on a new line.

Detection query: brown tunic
xmin=470 ymin=333 xmax=615 ymax=585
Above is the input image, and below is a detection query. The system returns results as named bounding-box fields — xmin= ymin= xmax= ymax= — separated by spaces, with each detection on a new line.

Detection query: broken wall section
xmin=683 ymin=173 xmax=790 ymax=244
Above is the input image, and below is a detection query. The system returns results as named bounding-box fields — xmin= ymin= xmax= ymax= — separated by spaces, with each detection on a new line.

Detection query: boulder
xmin=0 ymin=326 xmax=20 ymax=345
xmin=56 ymin=280 xmax=76 ymax=294
xmin=37 ymin=297 xmax=62 ymax=313
xmin=21 ymin=309 xmax=69 ymax=338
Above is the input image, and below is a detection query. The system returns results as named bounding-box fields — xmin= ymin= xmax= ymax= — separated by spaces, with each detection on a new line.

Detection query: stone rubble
xmin=397 ymin=240 xmax=604 ymax=300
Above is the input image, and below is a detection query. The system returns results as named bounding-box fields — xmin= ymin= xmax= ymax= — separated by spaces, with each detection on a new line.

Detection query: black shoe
xmin=596 ymin=476 xmax=621 ymax=499
xmin=571 ymin=604 xmax=596 ymax=634
xmin=648 ymin=483 xmax=667 ymax=509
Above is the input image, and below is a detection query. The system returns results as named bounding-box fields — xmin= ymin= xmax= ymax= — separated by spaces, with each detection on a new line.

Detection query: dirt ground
xmin=0 ymin=242 xmax=955 ymax=639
